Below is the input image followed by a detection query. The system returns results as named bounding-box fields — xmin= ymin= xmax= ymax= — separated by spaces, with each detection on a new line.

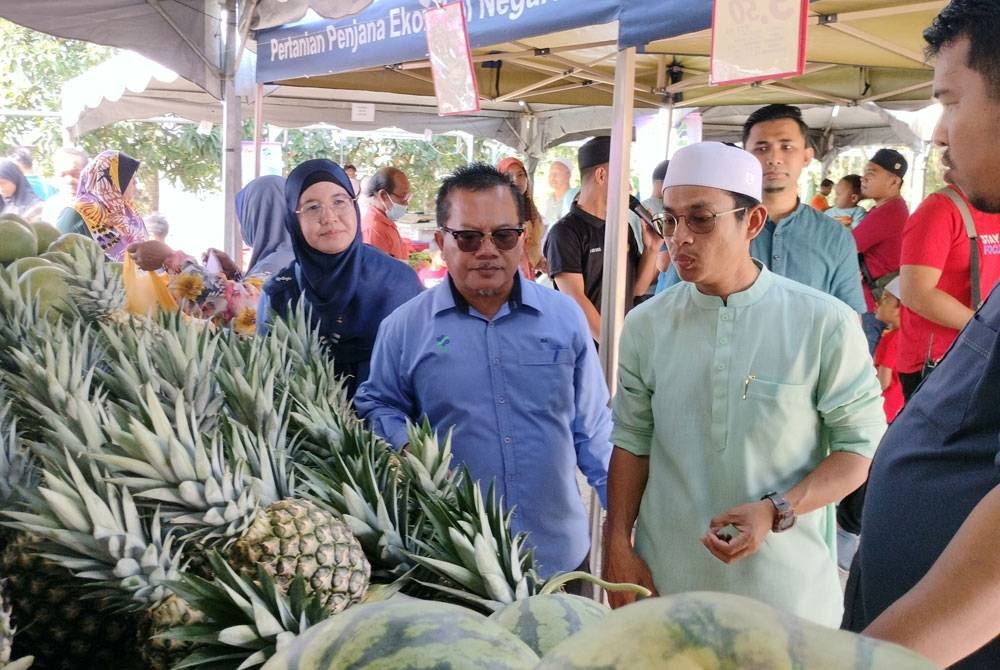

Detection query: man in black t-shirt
xmin=544 ymin=136 xmax=659 ymax=342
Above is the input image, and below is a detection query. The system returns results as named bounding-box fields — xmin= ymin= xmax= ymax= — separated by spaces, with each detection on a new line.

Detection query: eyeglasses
xmin=385 ymin=190 xmax=412 ymax=204
xmin=653 ymin=206 xmax=747 ymax=237
xmin=295 ymin=196 xmax=357 ymax=221
xmin=439 ymin=226 xmax=525 ymax=252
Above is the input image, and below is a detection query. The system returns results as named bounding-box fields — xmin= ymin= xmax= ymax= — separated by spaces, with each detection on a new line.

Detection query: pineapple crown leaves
xmin=405 ymin=474 xmax=539 ymax=612
xmin=98 ymin=311 xmax=226 ymax=433
xmin=3 ymin=452 xmax=184 ymax=611
xmin=297 ymin=440 xmax=414 ymax=575
xmin=0 ymin=394 xmax=36 ymax=507
xmin=163 ymin=551 xmax=327 ymax=670
xmin=58 ymin=240 xmax=127 ymax=322
xmin=4 ymin=322 xmax=103 ymax=416
xmin=96 ymin=388 xmax=262 ymax=544
xmin=400 ymin=420 xmax=459 ymax=500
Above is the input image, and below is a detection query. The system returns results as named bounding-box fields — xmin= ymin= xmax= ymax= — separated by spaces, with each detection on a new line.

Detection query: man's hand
xmin=127 ymin=240 xmax=173 ymax=271
xmin=202 ymin=248 xmax=241 ymax=279
xmin=602 ymin=540 xmax=658 ymax=609
xmin=701 ymin=500 xmax=775 ymax=564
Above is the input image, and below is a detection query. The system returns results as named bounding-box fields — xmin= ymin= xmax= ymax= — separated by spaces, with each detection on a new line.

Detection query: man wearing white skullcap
xmin=603 ymin=141 xmax=886 ymax=626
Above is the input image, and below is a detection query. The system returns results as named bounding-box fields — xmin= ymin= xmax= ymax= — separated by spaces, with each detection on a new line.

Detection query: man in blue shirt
xmin=743 ymin=104 xmax=866 ymax=313
xmin=844 ymin=2 xmax=1000 ymax=667
xmin=355 ymin=163 xmax=612 ymax=581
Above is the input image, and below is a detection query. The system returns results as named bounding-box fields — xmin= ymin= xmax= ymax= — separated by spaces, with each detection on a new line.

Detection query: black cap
xmin=652 ymin=160 xmax=670 ymax=182
xmin=869 ymin=149 xmax=908 ymax=179
xmin=578 ymin=136 xmax=611 ymax=170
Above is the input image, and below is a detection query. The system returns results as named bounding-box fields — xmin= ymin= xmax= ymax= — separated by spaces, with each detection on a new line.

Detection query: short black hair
xmin=924 ymin=0 xmax=1000 ymax=99
xmin=343 ymin=164 xmax=356 ymax=171
xmin=8 ymin=147 xmax=32 ymax=169
xmin=839 ymin=174 xmax=863 ymax=197
xmin=742 ymin=104 xmax=810 ymax=146
xmin=730 ymin=191 xmax=761 ymax=217
xmin=436 ymin=163 xmax=526 ymax=228
xmin=820 ymin=178 xmax=834 ymax=188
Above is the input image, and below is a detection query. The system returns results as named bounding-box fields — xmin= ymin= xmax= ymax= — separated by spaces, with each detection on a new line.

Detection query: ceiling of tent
xmin=269 ymin=0 xmax=944 ymax=111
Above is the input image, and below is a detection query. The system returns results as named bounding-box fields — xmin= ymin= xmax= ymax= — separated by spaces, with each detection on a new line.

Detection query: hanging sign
xmin=710 ymin=0 xmax=808 ymax=86
xmin=424 ymin=2 xmax=480 ymax=116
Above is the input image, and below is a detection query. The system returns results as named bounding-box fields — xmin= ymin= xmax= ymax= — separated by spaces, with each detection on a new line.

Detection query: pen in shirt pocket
xmin=742 ymin=374 xmax=757 ymax=400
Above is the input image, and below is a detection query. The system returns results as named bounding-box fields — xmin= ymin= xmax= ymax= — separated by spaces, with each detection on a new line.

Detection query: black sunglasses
xmin=440 ymin=226 xmax=525 ymax=252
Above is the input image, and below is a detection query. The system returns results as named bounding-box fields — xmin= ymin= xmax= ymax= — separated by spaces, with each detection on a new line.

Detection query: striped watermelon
xmin=261 ymin=597 xmax=539 ymax=670
xmin=537 ymin=592 xmax=937 ymax=669
xmin=489 ymin=593 xmax=609 ymax=657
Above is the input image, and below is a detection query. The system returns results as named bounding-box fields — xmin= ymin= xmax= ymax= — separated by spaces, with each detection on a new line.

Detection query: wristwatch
xmin=760 ymin=491 xmax=796 ymax=532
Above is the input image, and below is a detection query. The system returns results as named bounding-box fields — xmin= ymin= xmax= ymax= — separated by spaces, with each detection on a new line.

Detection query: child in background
xmin=810 ymin=177 xmax=833 ymax=211
xmin=873 ymin=277 xmax=904 ymax=421
xmin=825 ymin=174 xmax=867 ymax=228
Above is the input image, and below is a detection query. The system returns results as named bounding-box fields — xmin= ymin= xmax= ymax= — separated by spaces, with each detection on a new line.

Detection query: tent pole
xmin=591 ymin=46 xmax=637 ymax=595
xmin=221 ymin=0 xmax=242 ymax=265
xmin=254 ymin=83 xmax=264 ymax=179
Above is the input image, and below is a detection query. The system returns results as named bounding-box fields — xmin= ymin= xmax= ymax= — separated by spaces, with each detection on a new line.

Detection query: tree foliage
xmin=0 ymin=19 xmax=222 ymax=206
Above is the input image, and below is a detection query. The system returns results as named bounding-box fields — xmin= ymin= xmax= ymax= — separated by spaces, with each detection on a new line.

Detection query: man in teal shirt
xmin=603 ymin=142 xmax=885 ymax=627
xmin=744 ymin=104 xmax=866 ymax=314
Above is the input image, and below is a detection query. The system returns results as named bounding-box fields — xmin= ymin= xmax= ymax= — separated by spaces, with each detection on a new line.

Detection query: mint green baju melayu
xmin=611 ymin=264 xmax=886 ymax=627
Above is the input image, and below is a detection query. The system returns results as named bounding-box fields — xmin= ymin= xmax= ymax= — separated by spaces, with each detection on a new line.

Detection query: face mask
xmin=383 ymin=193 xmax=408 ymax=221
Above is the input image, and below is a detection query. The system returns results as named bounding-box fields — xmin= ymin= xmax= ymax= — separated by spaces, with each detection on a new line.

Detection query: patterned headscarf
xmin=71 ymin=150 xmax=147 ymax=261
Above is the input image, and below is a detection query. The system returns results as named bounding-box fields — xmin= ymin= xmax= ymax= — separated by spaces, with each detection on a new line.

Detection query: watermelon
xmin=537 ymin=591 xmax=937 ymax=669
xmin=261 ymin=597 xmax=539 ymax=670
xmin=489 ymin=592 xmax=609 ymax=657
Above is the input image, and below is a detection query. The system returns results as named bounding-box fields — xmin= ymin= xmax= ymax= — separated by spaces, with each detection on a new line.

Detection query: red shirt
xmin=897 ymin=189 xmax=1000 ymax=372
xmin=362 ymin=206 xmax=409 ymax=261
xmin=853 ymin=196 xmax=908 ymax=311
xmin=872 ymin=328 xmax=903 ymax=421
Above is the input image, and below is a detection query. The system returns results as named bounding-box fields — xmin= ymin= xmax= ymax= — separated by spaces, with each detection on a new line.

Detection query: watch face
xmin=775 ymin=513 xmax=796 ymax=532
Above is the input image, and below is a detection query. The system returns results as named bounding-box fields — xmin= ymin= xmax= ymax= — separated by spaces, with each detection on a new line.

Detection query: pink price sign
xmin=425 ymin=2 xmax=480 ymax=116
xmin=710 ymin=0 xmax=808 ymax=86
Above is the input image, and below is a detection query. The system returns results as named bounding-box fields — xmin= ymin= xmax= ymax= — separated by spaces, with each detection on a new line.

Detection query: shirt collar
xmin=687 ymin=260 xmax=772 ymax=308
xmin=569 ymin=202 xmax=606 ymax=229
xmin=434 ymin=272 xmax=528 ymax=316
xmin=766 ymin=199 xmax=808 ymax=229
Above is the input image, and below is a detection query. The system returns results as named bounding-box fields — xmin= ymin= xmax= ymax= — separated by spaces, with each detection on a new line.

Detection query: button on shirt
xmin=611 ymin=265 xmax=885 ymax=626
xmin=355 ymin=274 xmax=612 ymax=577
xmin=751 ymin=202 xmax=866 ymax=312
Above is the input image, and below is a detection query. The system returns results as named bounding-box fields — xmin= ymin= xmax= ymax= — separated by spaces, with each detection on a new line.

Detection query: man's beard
xmin=476 ymin=288 xmax=500 ymax=297
xmin=969 ymin=192 xmax=1000 ymax=214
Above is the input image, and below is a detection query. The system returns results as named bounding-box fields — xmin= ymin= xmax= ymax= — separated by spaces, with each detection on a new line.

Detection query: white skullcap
xmin=884 ymin=276 xmax=901 ymax=299
xmin=663 ymin=142 xmax=762 ymax=201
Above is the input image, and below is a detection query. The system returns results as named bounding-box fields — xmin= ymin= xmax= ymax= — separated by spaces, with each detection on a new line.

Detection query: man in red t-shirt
xmin=854 ymin=148 xmax=909 ymax=353
xmin=897 ymin=185 xmax=1000 ymax=399
xmin=361 ymin=166 xmax=412 ymax=261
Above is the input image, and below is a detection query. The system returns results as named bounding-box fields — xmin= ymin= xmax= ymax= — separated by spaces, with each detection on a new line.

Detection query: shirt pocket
xmin=516 ymin=346 xmax=575 ymax=414
xmin=745 ymin=378 xmax=811 ymax=405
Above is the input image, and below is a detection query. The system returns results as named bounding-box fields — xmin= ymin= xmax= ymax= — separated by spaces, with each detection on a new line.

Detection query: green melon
xmin=47 ymin=232 xmax=101 ymax=257
xmin=489 ymin=593 xmax=609 ymax=657
xmin=17 ymin=265 xmax=72 ymax=319
xmin=32 ymin=221 xmax=61 ymax=254
xmin=0 ymin=218 xmax=38 ymax=265
xmin=8 ymin=256 xmax=52 ymax=277
xmin=537 ymin=592 xmax=937 ymax=670
xmin=262 ymin=598 xmax=539 ymax=670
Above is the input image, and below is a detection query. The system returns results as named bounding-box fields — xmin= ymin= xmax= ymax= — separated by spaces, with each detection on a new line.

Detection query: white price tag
xmin=710 ymin=0 xmax=808 ymax=86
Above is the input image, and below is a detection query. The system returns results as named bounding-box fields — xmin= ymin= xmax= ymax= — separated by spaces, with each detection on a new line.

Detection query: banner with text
xmin=257 ymin=0 xmax=620 ymax=83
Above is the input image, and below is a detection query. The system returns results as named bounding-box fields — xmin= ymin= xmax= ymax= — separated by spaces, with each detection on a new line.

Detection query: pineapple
xmin=48 ymin=239 xmax=127 ymax=324
xmin=162 ymin=551 xmax=328 ymax=669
